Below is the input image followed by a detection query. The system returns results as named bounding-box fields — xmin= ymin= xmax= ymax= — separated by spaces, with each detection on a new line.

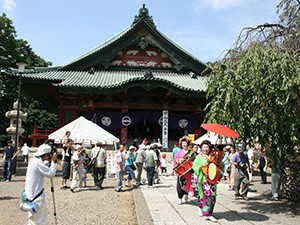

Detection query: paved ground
xmin=133 ymin=167 xmax=300 ymax=225
xmin=0 ymin=177 xmax=137 ymax=225
xmin=1 ymin=154 xmax=300 ymax=225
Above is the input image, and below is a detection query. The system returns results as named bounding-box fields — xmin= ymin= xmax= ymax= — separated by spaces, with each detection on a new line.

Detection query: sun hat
xmin=150 ymin=143 xmax=158 ymax=149
xmin=129 ymin=145 xmax=136 ymax=150
xmin=156 ymin=143 xmax=162 ymax=148
xmin=75 ymin=144 xmax=83 ymax=150
xmin=33 ymin=144 xmax=51 ymax=156
xmin=225 ymin=145 xmax=231 ymax=149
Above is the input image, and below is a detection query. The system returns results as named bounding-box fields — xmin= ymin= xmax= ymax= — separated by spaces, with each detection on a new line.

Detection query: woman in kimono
xmin=193 ymin=140 xmax=218 ymax=222
xmin=173 ymin=136 xmax=193 ymax=204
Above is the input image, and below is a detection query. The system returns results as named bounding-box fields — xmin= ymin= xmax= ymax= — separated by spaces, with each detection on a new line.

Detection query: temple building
xmin=9 ymin=5 xmax=211 ymax=147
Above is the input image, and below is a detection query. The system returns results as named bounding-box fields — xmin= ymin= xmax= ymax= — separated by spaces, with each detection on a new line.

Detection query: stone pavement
xmin=133 ymin=168 xmax=300 ymax=225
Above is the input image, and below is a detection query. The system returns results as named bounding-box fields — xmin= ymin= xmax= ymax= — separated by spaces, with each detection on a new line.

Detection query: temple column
xmin=194 ymin=106 xmax=203 ymax=140
xmin=32 ymin=125 xmax=38 ymax=147
xmin=120 ymin=94 xmax=128 ymax=145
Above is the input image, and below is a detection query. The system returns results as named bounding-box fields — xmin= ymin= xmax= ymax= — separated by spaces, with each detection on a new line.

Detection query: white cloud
xmin=195 ymin=0 xmax=251 ymax=11
xmin=0 ymin=0 xmax=16 ymax=12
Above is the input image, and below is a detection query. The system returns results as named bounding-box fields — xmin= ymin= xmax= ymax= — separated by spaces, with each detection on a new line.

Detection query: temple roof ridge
xmin=132 ymin=4 xmax=155 ymax=27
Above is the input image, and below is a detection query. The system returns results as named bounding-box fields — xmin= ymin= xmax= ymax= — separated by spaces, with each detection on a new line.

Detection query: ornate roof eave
xmin=57 ymin=78 xmax=206 ymax=98
xmin=16 ymin=69 xmax=207 ymax=94
xmin=53 ymin=69 xmax=206 ymax=92
xmin=4 ymin=67 xmax=62 ymax=85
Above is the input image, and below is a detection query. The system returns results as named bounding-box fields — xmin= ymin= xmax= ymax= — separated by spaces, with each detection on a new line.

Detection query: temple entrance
xmin=128 ymin=120 xmax=161 ymax=142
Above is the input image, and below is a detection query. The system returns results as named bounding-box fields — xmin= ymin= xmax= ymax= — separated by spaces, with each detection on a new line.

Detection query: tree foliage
xmin=0 ymin=13 xmax=57 ymax=145
xmin=205 ymin=0 xmax=300 ymax=164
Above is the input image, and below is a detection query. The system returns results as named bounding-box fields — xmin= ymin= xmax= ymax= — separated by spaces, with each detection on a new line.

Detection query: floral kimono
xmin=193 ymin=154 xmax=217 ymax=217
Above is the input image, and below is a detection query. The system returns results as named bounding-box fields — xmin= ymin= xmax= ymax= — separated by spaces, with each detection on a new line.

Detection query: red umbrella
xmin=201 ymin=123 xmax=240 ymax=138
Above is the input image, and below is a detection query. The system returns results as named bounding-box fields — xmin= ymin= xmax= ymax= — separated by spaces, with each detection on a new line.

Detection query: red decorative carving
xmin=111 ymin=46 xmax=174 ymax=68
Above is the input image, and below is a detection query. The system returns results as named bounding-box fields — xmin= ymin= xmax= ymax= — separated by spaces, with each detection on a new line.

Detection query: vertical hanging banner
xmin=106 ymin=151 xmax=116 ymax=176
xmin=162 ymin=110 xmax=169 ymax=150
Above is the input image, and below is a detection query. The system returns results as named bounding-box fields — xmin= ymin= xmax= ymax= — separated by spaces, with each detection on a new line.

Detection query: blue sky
xmin=1 ymin=0 xmax=280 ymax=66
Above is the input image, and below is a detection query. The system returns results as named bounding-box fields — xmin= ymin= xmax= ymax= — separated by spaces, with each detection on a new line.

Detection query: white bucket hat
xmin=75 ymin=144 xmax=83 ymax=150
xmin=33 ymin=144 xmax=51 ymax=156
xmin=129 ymin=145 xmax=136 ymax=151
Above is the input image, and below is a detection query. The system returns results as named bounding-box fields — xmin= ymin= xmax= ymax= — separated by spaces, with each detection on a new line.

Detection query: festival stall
xmin=48 ymin=116 xmax=119 ymax=146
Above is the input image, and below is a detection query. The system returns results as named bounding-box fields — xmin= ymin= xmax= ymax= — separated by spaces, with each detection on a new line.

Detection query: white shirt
xmin=72 ymin=153 xmax=85 ymax=170
xmin=25 ymin=157 xmax=57 ymax=200
xmin=160 ymin=158 xmax=167 ymax=167
xmin=21 ymin=145 xmax=30 ymax=155
xmin=247 ymin=148 xmax=254 ymax=162
xmin=90 ymin=147 xmax=107 ymax=168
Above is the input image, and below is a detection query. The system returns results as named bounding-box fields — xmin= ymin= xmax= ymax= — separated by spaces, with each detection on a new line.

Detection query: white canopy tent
xmin=48 ymin=116 xmax=119 ymax=145
xmin=194 ymin=132 xmax=232 ymax=145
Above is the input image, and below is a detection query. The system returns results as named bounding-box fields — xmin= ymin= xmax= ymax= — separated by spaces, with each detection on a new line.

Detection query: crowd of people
xmin=1 ymin=131 xmax=283 ymax=224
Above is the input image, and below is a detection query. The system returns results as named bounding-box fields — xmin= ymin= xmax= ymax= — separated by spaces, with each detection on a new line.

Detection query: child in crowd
xmin=160 ymin=153 xmax=167 ymax=175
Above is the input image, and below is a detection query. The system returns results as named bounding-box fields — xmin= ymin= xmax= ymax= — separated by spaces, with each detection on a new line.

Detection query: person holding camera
xmin=24 ymin=144 xmax=57 ymax=225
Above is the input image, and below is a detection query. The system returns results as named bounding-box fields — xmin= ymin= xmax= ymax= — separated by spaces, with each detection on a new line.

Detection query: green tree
xmin=0 ymin=13 xmax=57 ymax=145
xmin=204 ymin=0 xmax=300 ymax=164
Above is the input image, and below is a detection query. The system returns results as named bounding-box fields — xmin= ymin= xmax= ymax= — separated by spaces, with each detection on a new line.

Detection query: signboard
xmin=162 ymin=110 xmax=168 ymax=149
xmin=106 ymin=152 xmax=116 ymax=175
xmin=188 ymin=134 xmax=195 ymax=143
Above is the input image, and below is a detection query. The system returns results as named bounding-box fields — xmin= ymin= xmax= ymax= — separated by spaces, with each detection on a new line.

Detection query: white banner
xmin=106 ymin=152 xmax=116 ymax=175
xmin=162 ymin=110 xmax=168 ymax=149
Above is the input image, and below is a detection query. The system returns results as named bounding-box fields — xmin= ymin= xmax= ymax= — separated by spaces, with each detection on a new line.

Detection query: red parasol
xmin=201 ymin=123 xmax=240 ymax=138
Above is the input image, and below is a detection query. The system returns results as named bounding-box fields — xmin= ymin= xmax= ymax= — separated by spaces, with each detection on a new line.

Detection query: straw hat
xmin=129 ymin=145 xmax=136 ymax=150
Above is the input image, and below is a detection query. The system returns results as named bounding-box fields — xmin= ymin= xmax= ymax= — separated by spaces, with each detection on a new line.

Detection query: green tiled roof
xmin=20 ymin=69 xmax=207 ymax=93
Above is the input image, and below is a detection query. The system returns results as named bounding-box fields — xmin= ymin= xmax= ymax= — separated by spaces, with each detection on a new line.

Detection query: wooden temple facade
xmin=11 ymin=5 xmax=211 ymax=147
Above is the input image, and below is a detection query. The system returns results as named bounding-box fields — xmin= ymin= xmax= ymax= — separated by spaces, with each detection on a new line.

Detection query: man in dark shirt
xmin=231 ymin=144 xmax=250 ymax=200
xmin=2 ymin=140 xmax=17 ymax=182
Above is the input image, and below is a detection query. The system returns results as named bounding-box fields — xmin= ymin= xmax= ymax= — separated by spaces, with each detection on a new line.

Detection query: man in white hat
xmin=24 ymin=143 xmax=57 ymax=225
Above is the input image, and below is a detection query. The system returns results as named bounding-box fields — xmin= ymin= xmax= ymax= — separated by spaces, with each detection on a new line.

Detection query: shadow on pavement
xmin=240 ymin=199 xmax=300 ymax=216
xmin=156 ymin=184 xmax=172 ymax=188
xmin=0 ymin=196 xmax=19 ymax=201
xmin=215 ymin=210 xmax=269 ymax=222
